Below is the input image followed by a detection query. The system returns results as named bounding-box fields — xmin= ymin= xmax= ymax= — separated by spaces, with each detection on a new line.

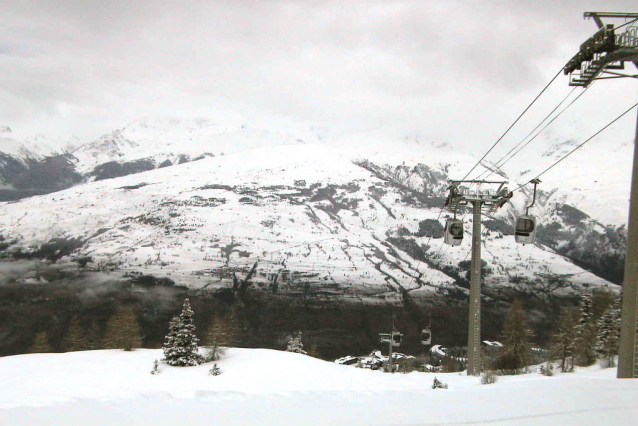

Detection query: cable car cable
xmin=461 ymin=67 xmax=565 ymax=181
xmin=473 ymin=86 xmax=578 ymax=180
xmin=476 ymin=84 xmax=594 ymax=182
xmin=512 ymin=101 xmax=638 ymax=193
xmin=412 ymin=66 xmax=563 ymax=286
xmin=473 ymin=86 xmax=581 ymax=181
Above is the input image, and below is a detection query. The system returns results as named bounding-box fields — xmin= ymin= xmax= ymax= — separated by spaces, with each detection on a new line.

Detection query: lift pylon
xmin=563 ymin=12 xmax=638 ymax=379
xmin=445 ymin=180 xmax=512 ymax=376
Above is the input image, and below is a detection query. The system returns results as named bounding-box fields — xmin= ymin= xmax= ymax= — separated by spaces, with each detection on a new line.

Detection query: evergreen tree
xmin=575 ymin=293 xmax=598 ymax=366
xmin=63 ymin=316 xmax=92 ymax=352
xmin=102 ymin=304 xmax=142 ymax=351
xmin=28 ymin=331 xmax=52 ymax=353
xmin=209 ymin=363 xmax=221 ymax=376
xmin=162 ymin=299 xmax=203 ymax=366
xmin=286 ymin=331 xmax=307 ymax=354
xmin=597 ymin=298 xmax=621 ymax=367
xmin=549 ymin=307 xmax=579 ymax=372
xmin=496 ymin=300 xmax=533 ymax=373
xmin=151 ymin=359 xmax=160 ymax=375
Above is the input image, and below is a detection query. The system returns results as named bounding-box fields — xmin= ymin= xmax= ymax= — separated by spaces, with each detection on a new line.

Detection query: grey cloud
xmin=0 ymin=0 xmax=636 ymax=143
xmin=0 ymin=260 xmax=41 ymax=285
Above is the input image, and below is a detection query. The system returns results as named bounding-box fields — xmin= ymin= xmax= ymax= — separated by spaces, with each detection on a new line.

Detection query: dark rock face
xmin=0 ymin=153 xmax=82 ymax=201
xmin=537 ymin=203 xmax=626 ymax=284
xmin=91 ymin=159 xmax=156 ymax=181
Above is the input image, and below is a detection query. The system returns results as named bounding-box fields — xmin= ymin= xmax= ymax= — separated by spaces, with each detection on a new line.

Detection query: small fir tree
xmin=102 ymin=304 xmax=142 ymax=351
xmin=549 ymin=306 xmax=579 ymax=372
xmin=151 ymin=359 xmax=160 ymax=375
xmin=575 ymin=293 xmax=598 ymax=366
xmin=597 ymin=298 xmax=621 ymax=367
xmin=432 ymin=377 xmax=448 ymax=389
xmin=286 ymin=331 xmax=307 ymax=354
xmin=496 ymin=300 xmax=533 ymax=373
xmin=162 ymin=299 xmax=203 ymax=366
xmin=28 ymin=331 xmax=52 ymax=353
xmin=209 ymin=363 xmax=221 ymax=376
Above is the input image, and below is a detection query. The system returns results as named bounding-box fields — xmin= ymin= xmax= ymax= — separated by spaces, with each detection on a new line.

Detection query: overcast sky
xmin=1 ymin=0 xmax=637 ymax=145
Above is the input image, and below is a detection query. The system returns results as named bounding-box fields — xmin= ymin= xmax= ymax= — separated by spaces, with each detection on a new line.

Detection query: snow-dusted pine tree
xmin=286 ymin=331 xmax=307 ymax=354
xmin=597 ymin=298 xmax=621 ymax=367
xmin=209 ymin=363 xmax=221 ymax=376
xmin=162 ymin=299 xmax=203 ymax=366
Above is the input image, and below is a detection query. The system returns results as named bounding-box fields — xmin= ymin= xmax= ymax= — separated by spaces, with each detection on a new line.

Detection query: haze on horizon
xmin=1 ymin=0 xmax=637 ymax=148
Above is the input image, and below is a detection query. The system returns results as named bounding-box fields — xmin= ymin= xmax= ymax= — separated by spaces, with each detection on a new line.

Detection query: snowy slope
xmin=0 ymin=126 xmax=77 ymax=159
xmin=0 ymin=138 xmax=616 ymax=302
xmin=71 ymin=118 xmax=328 ymax=174
xmin=0 ymin=348 xmax=636 ymax=425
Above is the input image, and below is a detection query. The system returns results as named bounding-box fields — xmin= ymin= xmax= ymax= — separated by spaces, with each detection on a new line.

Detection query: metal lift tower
xmin=445 ymin=181 xmax=512 ymax=376
xmin=563 ymin=12 xmax=638 ymax=379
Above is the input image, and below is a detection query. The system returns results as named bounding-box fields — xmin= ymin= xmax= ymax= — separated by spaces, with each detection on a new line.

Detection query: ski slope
xmin=0 ymin=348 xmax=635 ymax=425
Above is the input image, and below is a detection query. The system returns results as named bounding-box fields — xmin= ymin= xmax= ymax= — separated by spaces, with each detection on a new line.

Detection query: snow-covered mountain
xmin=0 ymin=127 xmax=82 ymax=201
xmin=71 ymin=118 xmax=328 ymax=178
xmin=0 ymin=126 xmax=78 ymax=159
xmin=0 ymin=132 xmax=620 ymax=307
xmin=1 ymin=116 xmax=633 ymax=357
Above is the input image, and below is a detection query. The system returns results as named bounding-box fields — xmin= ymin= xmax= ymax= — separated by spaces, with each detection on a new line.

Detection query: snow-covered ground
xmin=0 ymin=348 xmax=635 ymax=425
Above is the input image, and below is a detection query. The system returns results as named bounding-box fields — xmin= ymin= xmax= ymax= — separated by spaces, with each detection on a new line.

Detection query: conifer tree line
xmin=30 ymin=299 xmax=249 ymax=359
xmin=34 ymin=304 xmax=144 ymax=353
xmin=490 ymin=288 xmax=621 ymax=374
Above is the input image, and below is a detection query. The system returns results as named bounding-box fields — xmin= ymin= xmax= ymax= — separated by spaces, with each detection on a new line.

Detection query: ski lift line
xmin=477 ymin=83 xmax=595 ymax=182
xmin=461 ymin=67 xmax=565 ymax=181
xmin=513 ymin=101 xmax=638 ymax=193
xmin=474 ymin=86 xmax=578 ymax=178
xmin=473 ymin=86 xmax=581 ymax=181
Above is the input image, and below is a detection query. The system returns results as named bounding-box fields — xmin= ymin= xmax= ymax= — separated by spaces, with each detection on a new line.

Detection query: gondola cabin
xmin=421 ymin=328 xmax=432 ymax=345
xmin=391 ymin=332 xmax=403 ymax=347
xmin=515 ymin=214 xmax=537 ymax=244
xmin=444 ymin=218 xmax=463 ymax=246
